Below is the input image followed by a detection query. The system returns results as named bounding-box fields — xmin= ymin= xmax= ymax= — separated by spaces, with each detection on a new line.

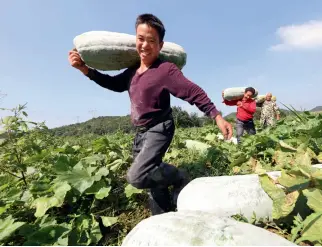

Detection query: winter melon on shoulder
xmin=223 ymin=87 xmax=258 ymax=101
xmin=73 ymin=31 xmax=187 ymax=71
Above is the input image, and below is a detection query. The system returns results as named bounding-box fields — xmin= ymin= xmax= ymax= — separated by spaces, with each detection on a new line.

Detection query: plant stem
xmin=0 ymin=167 xmax=22 ymax=179
xmin=21 ymin=171 xmax=27 ymax=187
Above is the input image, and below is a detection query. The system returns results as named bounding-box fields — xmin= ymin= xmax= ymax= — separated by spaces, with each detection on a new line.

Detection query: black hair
xmin=135 ymin=13 xmax=166 ymax=42
xmin=245 ymin=87 xmax=256 ymax=95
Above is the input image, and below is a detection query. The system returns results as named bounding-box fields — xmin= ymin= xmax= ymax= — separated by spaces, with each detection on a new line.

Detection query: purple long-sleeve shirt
xmin=86 ymin=59 xmax=220 ymax=127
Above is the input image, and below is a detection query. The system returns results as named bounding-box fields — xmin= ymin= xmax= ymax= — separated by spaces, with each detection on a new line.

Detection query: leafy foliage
xmin=0 ymin=103 xmax=321 ymax=246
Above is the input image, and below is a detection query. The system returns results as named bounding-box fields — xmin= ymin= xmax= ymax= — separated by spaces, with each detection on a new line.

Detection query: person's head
xmin=135 ymin=13 xmax=165 ymax=65
xmin=243 ymin=87 xmax=256 ymax=100
xmin=266 ymin=92 xmax=272 ymax=101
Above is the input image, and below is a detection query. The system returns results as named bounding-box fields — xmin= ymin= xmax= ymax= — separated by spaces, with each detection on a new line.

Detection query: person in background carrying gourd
xmin=259 ymin=93 xmax=280 ymax=128
xmin=222 ymin=87 xmax=257 ymax=144
xmin=68 ymin=13 xmax=233 ymax=215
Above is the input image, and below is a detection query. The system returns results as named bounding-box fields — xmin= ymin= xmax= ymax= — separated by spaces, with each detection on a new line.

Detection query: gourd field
xmin=0 ymin=104 xmax=322 ymax=246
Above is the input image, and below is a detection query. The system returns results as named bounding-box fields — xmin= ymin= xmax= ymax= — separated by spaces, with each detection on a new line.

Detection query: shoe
xmin=172 ymin=169 xmax=190 ymax=208
xmin=147 ymin=187 xmax=174 ymax=215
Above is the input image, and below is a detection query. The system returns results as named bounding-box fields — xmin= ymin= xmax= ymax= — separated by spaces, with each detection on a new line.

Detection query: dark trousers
xmin=126 ymin=118 xmax=187 ymax=214
xmin=236 ymin=118 xmax=256 ymax=143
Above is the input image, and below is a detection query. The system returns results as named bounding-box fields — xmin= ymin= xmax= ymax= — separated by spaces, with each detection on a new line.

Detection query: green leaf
xmin=259 ymin=174 xmax=285 ymax=201
xmin=259 ymin=174 xmax=299 ymax=220
xmin=273 ymin=190 xmax=300 ymax=220
xmin=107 ymin=159 xmax=124 ymax=172
xmin=277 ymin=168 xmax=311 ymax=192
xmin=204 ymin=133 xmax=217 ymax=142
xmin=296 ymin=212 xmax=322 ymax=244
xmin=185 ymin=140 xmax=210 ymax=153
xmin=302 ymin=189 xmax=322 ymax=212
xmin=0 ymin=215 xmax=25 ymax=241
xmin=100 ymin=216 xmax=118 ymax=227
xmin=95 ymin=187 xmax=111 ymax=199
xmin=294 ymin=151 xmax=312 ymax=167
xmin=2 ymin=116 xmax=16 ymax=125
xmin=273 ymin=150 xmax=294 ymax=167
xmin=56 ymin=168 xmax=96 ymax=194
xmin=279 ymin=140 xmax=297 ymax=152
xmin=23 ymin=224 xmax=71 ymax=246
xmin=124 ymin=184 xmax=143 ymax=198
xmin=32 ymin=181 xmax=71 ymax=217
xmin=318 ymin=152 xmax=322 ymax=162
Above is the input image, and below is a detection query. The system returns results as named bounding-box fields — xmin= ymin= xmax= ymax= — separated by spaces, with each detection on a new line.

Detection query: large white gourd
xmin=121 ymin=211 xmax=295 ymax=246
xmin=73 ymin=31 xmax=187 ymax=71
xmin=223 ymin=87 xmax=258 ymax=101
xmin=177 ymin=164 xmax=322 ymax=221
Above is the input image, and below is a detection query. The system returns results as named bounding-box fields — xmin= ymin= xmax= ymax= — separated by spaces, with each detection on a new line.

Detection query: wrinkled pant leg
xmin=245 ymin=120 xmax=256 ymax=135
xmin=126 ymin=119 xmax=176 ymax=189
xmin=266 ymin=117 xmax=275 ymax=127
xmin=236 ymin=119 xmax=245 ymax=144
xmin=126 ymin=119 xmax=186 ymax=214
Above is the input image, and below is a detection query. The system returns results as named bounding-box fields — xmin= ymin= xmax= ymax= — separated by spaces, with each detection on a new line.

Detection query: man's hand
xmin=68 ymin=49 xmax=89 ymax=75
xmin=237 ymin=101 xmax=243 ymax=107
xmin=214 ymin=114 xmax=233 ymax=140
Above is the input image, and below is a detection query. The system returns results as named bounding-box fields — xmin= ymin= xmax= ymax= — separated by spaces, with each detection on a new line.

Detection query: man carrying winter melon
xmin=222 ymin=87 xmax=257 ymax=143
xmin=259 ymin=93 xmax=280 ymax=128
xmin=68 ymin=13 xmax=232 ymax=215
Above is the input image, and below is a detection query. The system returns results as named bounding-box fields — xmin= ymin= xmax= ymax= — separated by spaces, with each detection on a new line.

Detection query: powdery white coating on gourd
xmin=177 ymin=164 xmax=322 ymax=221
xmin=121 ymin=211 xmax=296 ymax=246
xmin=73 ymin=31 xmax=187 ymax=71
xmin=223 ymin=87 xmax=259 ymax=101
xmin=177 ymin=174 xmax=273 ymax=221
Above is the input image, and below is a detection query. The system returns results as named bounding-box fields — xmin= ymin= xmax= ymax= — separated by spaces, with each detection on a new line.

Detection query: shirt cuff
xmin=210 ymin=108 xmax=221 ymax=119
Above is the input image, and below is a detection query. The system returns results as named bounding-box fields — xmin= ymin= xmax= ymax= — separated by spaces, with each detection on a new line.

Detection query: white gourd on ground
xmin=73 ymin=31 xmax=187 ymax=71
xmin=121 ymin=211 xmax=296 ymax=246
xmin=223 ymin=87 xmax=259 ymax=101
xmin=177 ymin=164 xmax=322 ymax=221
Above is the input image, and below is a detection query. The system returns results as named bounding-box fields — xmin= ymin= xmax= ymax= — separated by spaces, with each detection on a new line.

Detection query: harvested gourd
xmin=223 ymin=87 xmax=258 ymax=101
xmin=73 ymin=31 xmax=187 ymax=71
xmin=256 ymin=95 xmax=277 ymax=104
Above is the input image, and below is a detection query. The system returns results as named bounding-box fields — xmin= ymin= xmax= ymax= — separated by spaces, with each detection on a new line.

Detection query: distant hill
xmin=310 ymin=106 xmax=322 ymax=112
xmin=50 ymin=106 xmax=206 ymax=137
xmin=51 ymin=115 xmax=134 ymax=136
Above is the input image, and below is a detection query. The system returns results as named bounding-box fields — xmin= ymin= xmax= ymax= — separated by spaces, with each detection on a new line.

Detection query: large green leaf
xmin=293 ymin=151 xmax=313 ymax=167
xmin=272 ymin=190 xmax=300 ymax=220
xmin=259 ymin=174 xmax=285 ymax=200
xmin=55 ymin=164 xmax=108 ymax=194
xmin=296 ymin=212 xmax=322 ymax=244
xmin=277 ymin=168 xmax=311 ymax=192
xmin=311 ymin=168 xmax=322 ymax=187
xmin=32 ymin=181 xmax=71 ymax=217
xmin=302 ymin=189 xmax=322 ymax=212
xmin=22 ymin=223 xmax=71 ymax=246
xmin=0 ymin=215 xmax=25 ymax=241
xmin=259 ymin=174 xmax=299 ymax=219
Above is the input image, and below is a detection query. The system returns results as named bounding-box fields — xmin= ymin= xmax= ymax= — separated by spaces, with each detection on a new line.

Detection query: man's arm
xmin=166 ymin=63 xmax=220 ymax=118
xmin=273 ymin=102 xmax=281 ymax=119
xmin=223 ymin=99 xmax=239 ymax=106
xmin=241 ymin=101 xmax=256 ymax=114
xmin=166 ymin=63 xmax=233 ymax=139
xmin=85 ymin=67 xmax=136 ymax=93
